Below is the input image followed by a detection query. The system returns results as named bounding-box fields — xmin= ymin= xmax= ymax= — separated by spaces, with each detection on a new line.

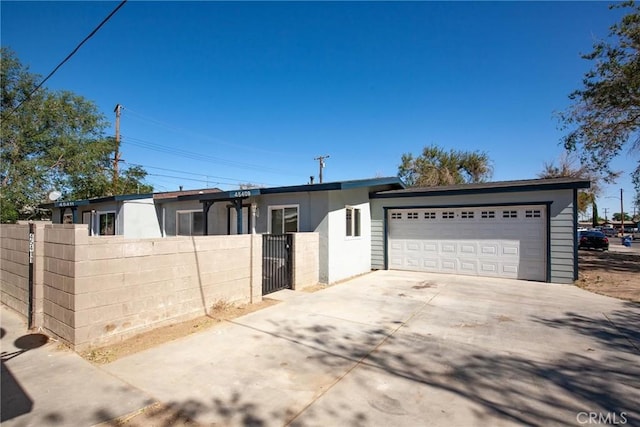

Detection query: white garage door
xmin=388 ymin=206 xmax=546 ymax=281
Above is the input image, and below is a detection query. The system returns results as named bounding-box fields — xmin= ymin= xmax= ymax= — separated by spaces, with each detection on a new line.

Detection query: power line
xmin=122 ymin=105 xmax=305 ymax=158
xmin=121 ymin=134 xmax=300 ymax=176
xmin=10 ymin=1 xmax=128 ymax=115
xmin=125 ymin=161 xmax=280 ymax=187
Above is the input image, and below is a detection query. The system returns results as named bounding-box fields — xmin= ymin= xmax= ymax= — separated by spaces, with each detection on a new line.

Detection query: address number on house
xmin=233 ymin=191 xmax=252 ymax=198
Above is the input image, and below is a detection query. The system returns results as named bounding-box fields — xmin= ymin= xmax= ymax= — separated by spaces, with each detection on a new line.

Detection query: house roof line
xmin=175 ymin=176 xmax=405 ymax=202
xmin=42 ymin=193 xmax=154 ymax=208
xmin=371 ymin=177 xmax=591 ymax=199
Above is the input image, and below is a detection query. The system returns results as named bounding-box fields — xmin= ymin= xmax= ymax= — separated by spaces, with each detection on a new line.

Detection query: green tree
xmin=537 ymin=153 xmax=601 ymax=216
xmin=612 ymin=212 xmax=632 ymax=221
xmin=398 ymin=144 xmax=493 ymax=187
xmin=1 ymin=48 xmax=152 ymax=222
xmin=592 ymin=201 xmax=599 ymax=228
xmin=559 ymin=1 xmax=640 ymax=191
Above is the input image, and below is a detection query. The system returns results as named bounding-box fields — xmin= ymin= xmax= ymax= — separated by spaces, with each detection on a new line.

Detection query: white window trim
xmin=176 ymin=209 xmax=203 ymax=236
xmin=96 ymin=210 xmax=117 ymax=236
xmin=268 ymin=204 xmax=299 ymax=234
xmin=345 ymin=205 xmax=362 ymax=238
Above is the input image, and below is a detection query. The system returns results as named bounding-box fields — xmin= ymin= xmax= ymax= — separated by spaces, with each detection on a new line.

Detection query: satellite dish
xmin=48 ymin=191 xmax=61 ymax=201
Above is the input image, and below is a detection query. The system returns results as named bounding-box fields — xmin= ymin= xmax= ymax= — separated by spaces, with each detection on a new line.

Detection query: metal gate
xmin=262 ymin=234 xmax=293 ymax=295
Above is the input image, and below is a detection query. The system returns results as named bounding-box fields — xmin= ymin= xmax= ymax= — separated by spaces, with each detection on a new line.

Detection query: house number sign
xmin=232 ymin=191 xmax=252 ymax=198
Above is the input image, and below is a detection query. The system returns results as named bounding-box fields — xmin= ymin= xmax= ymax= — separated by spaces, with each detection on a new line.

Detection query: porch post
xmin=71 ymin=207 xmax=78 ymax=224
xmin=59 ymin=208 xmax=65 ymax=224
xmin=202 ymin=201 xmax=214 ymax=236
xmin=234 ymin=199 xmax=243 ymax=234
xmin=250 ymin=203 xmax=257 ymax=234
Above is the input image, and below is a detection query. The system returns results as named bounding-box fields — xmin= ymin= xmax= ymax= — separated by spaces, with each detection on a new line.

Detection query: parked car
xmin=602 ymin=227 xmax=616 ymax=237
xmin=578 ymin=231 xmax=609 ymax=251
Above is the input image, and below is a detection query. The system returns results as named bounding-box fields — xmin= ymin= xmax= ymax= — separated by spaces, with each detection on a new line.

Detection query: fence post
xmin=28 ymin=222 xmax=35 ymax=329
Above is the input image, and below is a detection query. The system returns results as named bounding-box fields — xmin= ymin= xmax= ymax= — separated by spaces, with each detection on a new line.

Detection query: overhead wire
xmin=122 ymin=105 xmax=306 ymax=158
xmin=9 ymin=1 xmax=128 ymax=115
xmin=125 ymin=161 xmax=281 ymax=187
xmin=121 ymin=135 xmax=300 ymax=176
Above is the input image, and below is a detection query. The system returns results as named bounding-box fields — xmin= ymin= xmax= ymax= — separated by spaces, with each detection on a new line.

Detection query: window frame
xmin=346 ymin=206 xmax=361 ymax=238
xmin=97 ymin=210 xmax=116 ymax=236
xmin=268 ymin=204 xmax=299 ymax=234
xmin=176 ymin=209 xmax=204 ymax=236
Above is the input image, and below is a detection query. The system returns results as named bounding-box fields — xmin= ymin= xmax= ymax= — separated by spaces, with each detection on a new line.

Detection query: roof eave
xmin=371 ymin=180 xmax=591 ymax=199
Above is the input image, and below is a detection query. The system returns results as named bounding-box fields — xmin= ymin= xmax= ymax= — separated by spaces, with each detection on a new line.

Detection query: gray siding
xmin=371 ymin=188 xmax=578 ymax=284
xmin=371 ymin=219 xmax=385 ymax=269
xmin=548 ymin=193 xmax=575 ymax=283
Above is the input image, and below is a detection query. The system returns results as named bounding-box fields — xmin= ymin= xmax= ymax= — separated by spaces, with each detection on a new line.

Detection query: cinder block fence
xmin=1 ymin=224 xmax=319 ymax=350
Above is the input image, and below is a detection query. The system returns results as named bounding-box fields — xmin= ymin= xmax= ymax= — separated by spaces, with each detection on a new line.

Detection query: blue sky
xmin=1 ymin=1 xmax=636 ymax=218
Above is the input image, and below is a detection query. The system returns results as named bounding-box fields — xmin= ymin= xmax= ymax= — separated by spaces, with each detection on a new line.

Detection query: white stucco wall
xmin=122 ymin=198 xmax=162 ymax=238
xmin=326 ymin=188 xmax=372 ymax=284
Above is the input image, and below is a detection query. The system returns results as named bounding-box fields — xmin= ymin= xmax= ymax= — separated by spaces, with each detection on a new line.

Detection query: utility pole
xmin=603 ymin=208 xmax=609 ymax=222
xmin=113 ymin=104 xmax=123 ymax=193
xmin=620 ymin=188 xmax=624 ymax=234
xmin=314 ymin=155 xmax=330 ymax=183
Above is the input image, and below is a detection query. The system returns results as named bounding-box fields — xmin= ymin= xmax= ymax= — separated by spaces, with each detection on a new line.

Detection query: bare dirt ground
xmin=82 ymin=299 xmax=280 ymax=365
xmin=576 ymin=249 xmax=640 ymax=303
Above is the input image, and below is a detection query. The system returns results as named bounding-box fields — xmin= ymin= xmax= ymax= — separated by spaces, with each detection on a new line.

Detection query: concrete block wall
xmin=292 ymin=233 xmax=320 ymax=290
xmin=0 ymin=223 xmax=45 ymax=323
xmin=69 ymin=233 xmax=262 ymax=350
xmin=42 ymin=224 xmax=88 ymax=344
xmin=2 ymin=225 xmax=319 ymax=351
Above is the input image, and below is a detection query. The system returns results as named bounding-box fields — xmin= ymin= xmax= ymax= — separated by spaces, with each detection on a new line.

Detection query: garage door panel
xmin=459 ymin=259 xmax=478 ymax=274
xmin=459 ymin=243 xmax=477 ymax=256
xmin=405 ymin=257 xmax=420 ymax=268
xmin=422 ymin=258 xmax=439 ymax=269
xmin=423 ymin=242 xmax=438 ymax=252
xmin=388 ymin=206 xmax=546 ymax=282
xmin=440 ymin=259 xmax=457 ymax=271
xmin=406 ymin=241 xmax=420 ymax=252
xmin=480 ymin=244 xmax=498 ymax=256
xmin=501 ymin=244 xmax=519 ymax=256
xmin=441 ymin=243 xmax=456 ymax=254
xmin=522 ymin=246 xmax=544 ymax=259
xmin=502 ymin=264 xmax=519 ymax=275
xmin=479 ymin=262 xmax=498 ymax=274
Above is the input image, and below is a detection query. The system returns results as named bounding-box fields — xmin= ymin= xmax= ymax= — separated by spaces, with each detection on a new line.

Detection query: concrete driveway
xmin=100 ymin=270 xmax=640 ymax=427
xmin=2 ymin=270 xmax=638 ymax=426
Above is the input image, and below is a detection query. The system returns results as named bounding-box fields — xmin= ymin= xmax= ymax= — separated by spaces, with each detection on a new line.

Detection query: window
xmin=391 ymin=212 xmax=402 ymax=220
xmin=424 ymin=212 xmax=436 ymax=219
xmin=481 ymin=211 xmax=495 ymax=219
xmin=502 ymin=210 xmax=518 ymax=219
xmin=407 ymin=212 xmax=419 ymax=220
xmin=525 ymin=210 xmax=542 ymax=218
xmin=346 ymin=206 xmax=361 ymax=237
xmin=269 ymin=205 xmax=298 ymax=234
xmin=177 ymin=210 xmax=204 ymax=236
xmin=461 ymin=211 xmax=475 ymax=219
xmin=442 ymin=211 xmax=455 ymax=219
xmin=98 ymin=212 xmax=116 ymax=235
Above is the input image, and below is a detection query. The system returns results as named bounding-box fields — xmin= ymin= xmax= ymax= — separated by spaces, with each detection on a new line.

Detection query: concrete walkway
xmin=0 ymin=306 xmax=154 ymax=426
xmin=3 ymin=270 xmax=640 ymax=426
